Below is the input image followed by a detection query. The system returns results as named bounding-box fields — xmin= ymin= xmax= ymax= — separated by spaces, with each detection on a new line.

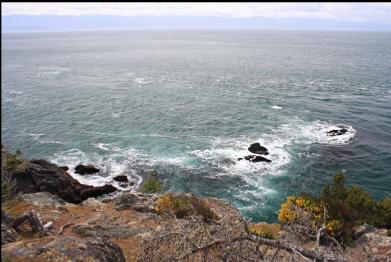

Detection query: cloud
xmin=2 ymin=3 xmax=391 ymax=23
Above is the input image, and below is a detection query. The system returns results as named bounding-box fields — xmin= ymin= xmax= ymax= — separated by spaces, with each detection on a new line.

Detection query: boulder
xmin=73 ymin=224 xmax=143 ymax=238
xmin=352 ymin=223 xmax=377 ymax=240
xmin=17 ymin=192 xmax=68 ymax=208
xmin=75 ymin=164 xmax=100 ymax=175
xmin=243 ymin=155 xmax=272 ymax=163
xmin=114 ymin=192 xmax=157 ymax=212
xmin=113 ymin=175 xmax=129 ymax=183
xmin=248 ymin=143 xmax=269 ymax=155
xmin=8 ymin=159 xmax=117 ymax=204
xmin=1 ymin=236 xmax=125 ymax=262
xmin=326 ymin=128 xmax=348 ymax=136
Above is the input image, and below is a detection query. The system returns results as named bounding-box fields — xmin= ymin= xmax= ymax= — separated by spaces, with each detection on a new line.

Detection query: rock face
xmin=59 ymin=166 xmax=69 ymax=171
xmin=74 ymin=164 xmax=100 ymax=175
xmin=326 ymin=128 xmax=348 ymax=136
xmin=1 ymin=236 xmax=125 ymax=262
xmin=8 ymin=159 xmax=117 ymax=204
xmin=243 ymin=155 xmax=272 ymax=163
xmin=1 ymin=192 xmax=249 ymax=261
xmin=2 ymin=191 xmax=389 ymax=262
xmin=248 ymin=143 xmax=269 ymax=155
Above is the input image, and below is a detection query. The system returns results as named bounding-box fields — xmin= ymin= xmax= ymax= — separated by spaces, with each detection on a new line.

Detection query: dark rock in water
xmin=237 ymin=158 xmax=243 ymax=161
xmin=113 ymin=175 xmax=129 ymax=183
xmin=1 ymin=236 xmax=125 ymax=262
xmin=326 ymin=128 xmax=348 ymax=136
xmin=8 ymin=159 xmax=117 ymax=204
xmin=244 ymin=155 xmax=272 ymax=163
xmin=248 ymin=143 xmax=269 ymax=155
xmin=222 ymin=158 xmax=236 ymax=165
xmin=75 ymin=164 xmax=100 ymax=175
xmin=60 ymin=166 xmax=69 ymax=171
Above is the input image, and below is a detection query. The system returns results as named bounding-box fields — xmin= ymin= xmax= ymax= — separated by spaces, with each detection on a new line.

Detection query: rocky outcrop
xmin=2 ymin=191 xmax=389 ymax=262
xmin=8 ymin=159 xmax=117 ymax=204
xmin=327 ymin=128 xmax=348 ymax=136
xmin=1 ymin=236 xmax=125 ymax=262
xmin=74 ymin=164 xmax=100 ymax=175
xmin=248 ymin=143 xmax=269 ymax=155
xmin=237 ymin=143 xmax=271 ymax=163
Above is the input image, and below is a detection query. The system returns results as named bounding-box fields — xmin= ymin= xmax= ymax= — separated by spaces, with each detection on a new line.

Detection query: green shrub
xmin=2 ymin=147 xmax=23 ymax=171
xmin=154 ymin=193 xmax=218 ymax=222
xmin=1 ymin=174 xmax=14 ymax=203
xmin=249 ymin=223 xmax=280 ymax=239
xmin=140 ymin=172 xmax=163 ymax=193
xmin=279 ymin=172 xmax=391 ymax=244
xmin=1 ymin=145 xmax=19 ymax=203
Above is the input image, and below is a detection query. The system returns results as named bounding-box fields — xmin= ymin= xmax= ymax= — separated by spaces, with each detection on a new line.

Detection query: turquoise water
xmin=2 ymin=30 xmax=391 ymax=222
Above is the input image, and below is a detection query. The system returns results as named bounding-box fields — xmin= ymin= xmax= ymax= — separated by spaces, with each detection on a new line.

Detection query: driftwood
xmin=12 ymin=210 xmax=43 ymax=232
xmin=58 ymin=221 xmax=73 ymax=235
xmin=10 ymin=209 xmax=52 ymax=236
xmin=234 ymin=235 xmax=348 ymax=262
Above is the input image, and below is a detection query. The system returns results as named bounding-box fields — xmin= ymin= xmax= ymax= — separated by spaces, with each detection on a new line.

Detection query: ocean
xmin=2 ymin=30 xmax=391 ymax=222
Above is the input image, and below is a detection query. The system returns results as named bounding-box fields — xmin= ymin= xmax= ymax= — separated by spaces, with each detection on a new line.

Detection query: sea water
xmin=2 ymin=30 xmax=391 ymax=222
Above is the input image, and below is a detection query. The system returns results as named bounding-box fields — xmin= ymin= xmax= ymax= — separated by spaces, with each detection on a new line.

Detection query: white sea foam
xmin=192 ymin=120 xmax=355 ymax=177
xmin=192 ymin=135 xmax=291 ymax=177
xmin=29 ymin=133 xmax=45 ymax=138
xmin=133 ymin=77 xmax=152 ymax=84
xmin=34 ymin=67 xmax=70 ymax=78
xmin=8 ymin=90 xmax=23 ymax=95
xmin=28 ymin=133 xmax=65 ymax=145
xmin=278 ymin=120 xmax=356 ymax=145
xmin=271 ymin=105 xmax=282 ymax=109
xmin=49 ymin=146 xmax=142 ymax=190
xmin=39 ymin=140 xmax=65 ymax=145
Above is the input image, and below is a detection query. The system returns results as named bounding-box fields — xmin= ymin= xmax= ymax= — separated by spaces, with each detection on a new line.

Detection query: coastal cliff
xmin=1 ymin=147 xmax=390 ymax=261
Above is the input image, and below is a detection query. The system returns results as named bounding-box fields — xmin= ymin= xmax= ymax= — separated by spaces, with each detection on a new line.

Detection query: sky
xmin=2 ymin=3 xmax=391 ymax=31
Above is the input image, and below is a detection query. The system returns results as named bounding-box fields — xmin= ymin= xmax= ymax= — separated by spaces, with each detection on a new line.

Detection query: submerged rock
xmin=243 ymin=155 xmax=272 ymax=163
xmin=248 ymin=143 xmax=269 ymax=155
xmin=113 ymin=175 xmax=129 ymax=183
xmin=7 ymin=159 xmax=117 ymax=204
xmin=326 ymin=128 xmax=348 ymax=136
xmin=75 ymin=164 xmax=100 ymax=175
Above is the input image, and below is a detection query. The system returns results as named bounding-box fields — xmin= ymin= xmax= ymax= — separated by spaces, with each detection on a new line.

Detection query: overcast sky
xmin=2 ymin=3 xmax=391 ymax=31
